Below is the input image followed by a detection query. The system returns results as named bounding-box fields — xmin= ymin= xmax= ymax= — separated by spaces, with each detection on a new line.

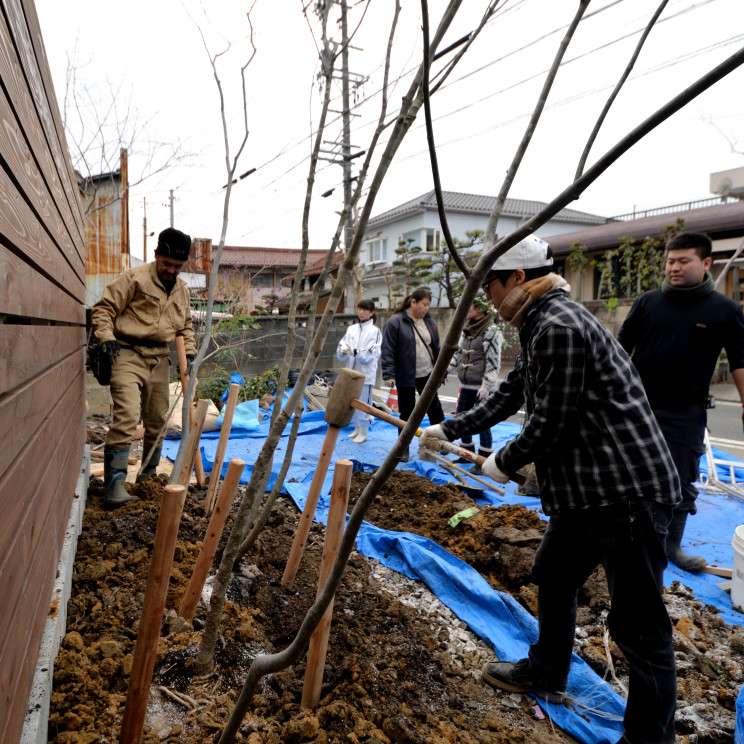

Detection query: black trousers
xmin=530 ymin=500 xmax=676 ymax=744
xmin=398 ymin=374 xmax=445 ymax=426
xmin=653 ymin=405 xmax=706 ymax=514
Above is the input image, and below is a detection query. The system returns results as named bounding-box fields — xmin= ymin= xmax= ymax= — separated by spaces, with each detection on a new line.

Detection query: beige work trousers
xmin=106 ymin=348 xmax=170 ymax=452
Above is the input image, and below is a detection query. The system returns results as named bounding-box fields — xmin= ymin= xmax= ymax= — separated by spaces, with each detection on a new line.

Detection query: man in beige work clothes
xmin=92 ymin=228 xmax=196 ymax=506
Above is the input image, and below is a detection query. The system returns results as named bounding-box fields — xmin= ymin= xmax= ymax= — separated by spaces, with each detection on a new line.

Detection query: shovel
xmin=424 ymin=449 xmax=505 ymax=495
xmin=351 ymin=398 xmax=524 ymax=486
xmin=435 ymin=458 xmax=486 ymax=499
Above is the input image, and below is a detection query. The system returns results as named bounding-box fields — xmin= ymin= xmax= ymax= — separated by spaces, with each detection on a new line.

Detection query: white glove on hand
xmin=477 ymin=385 xmax=488 ymax=400
xmin=339 ymin=343 xmax=352 ymax=357
xmin=481 ymin=454 xmax=511 ymax=484
xmin=419 ymin=424 xmax=447 ymax=451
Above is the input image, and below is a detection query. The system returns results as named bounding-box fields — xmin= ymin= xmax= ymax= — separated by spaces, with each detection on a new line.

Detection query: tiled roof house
xmin=361 ymin=190 xmax=608 ymax=308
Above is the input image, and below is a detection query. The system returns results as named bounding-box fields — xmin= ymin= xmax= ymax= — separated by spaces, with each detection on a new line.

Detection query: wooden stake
xmin=176 ymin=336 xmax=206 ymax=487
xmin=282 ymin=368 xmax=364 ymax=587
xmin=301 ymin=459 xmax=352 ymax=709
xmin=119 ymin=484 xmax=187 ymax=744
xmin=179 ymin=458 xmax=245 ymax=620
xmin=204 ymin=383 xmax=240 ymax=514
xmin=177 ymin=399 xmax=209 ymax=488
xmin=281 ymin=425 xmax=340 ymax=587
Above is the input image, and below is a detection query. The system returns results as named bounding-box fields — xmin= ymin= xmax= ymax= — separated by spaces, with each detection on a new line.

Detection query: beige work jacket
xmin=91 ymin=262 xmax=196 ymax=358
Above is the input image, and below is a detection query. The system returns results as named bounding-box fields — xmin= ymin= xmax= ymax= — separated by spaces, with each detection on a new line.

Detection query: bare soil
xmin=48 ymin=460 xmax=744 ymax=744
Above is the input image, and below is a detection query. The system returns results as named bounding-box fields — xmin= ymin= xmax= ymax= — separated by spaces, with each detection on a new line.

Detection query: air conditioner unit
xmin=710 ymin=166 xmax=744 ymax=198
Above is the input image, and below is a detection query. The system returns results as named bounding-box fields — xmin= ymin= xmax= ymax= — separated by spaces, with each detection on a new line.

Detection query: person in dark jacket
xmin=381 ymin=287 xmax=444 ymax=462
xmin=618 ymin=230 xmax=744 ymax=572
xmin=420 ymin=235 xmax=680 ymax=744
xmin=447 ymin=294 xmax=504 ymax=473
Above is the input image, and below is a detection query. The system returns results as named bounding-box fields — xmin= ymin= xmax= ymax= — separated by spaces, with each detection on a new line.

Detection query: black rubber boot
xmin=666 ymin=510 xmax=706 ymax=572
xmin=137 ymin=444 xmax=162 ymax=482
xmin=104 ymin=451 xmax=136 ymax=507
xmin=482 ymin=658 xmax=566 ymax=704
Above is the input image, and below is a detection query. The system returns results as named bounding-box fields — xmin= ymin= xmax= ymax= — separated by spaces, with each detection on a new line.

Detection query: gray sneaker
xmin=482 ymin=658 xmax=566 ymax=704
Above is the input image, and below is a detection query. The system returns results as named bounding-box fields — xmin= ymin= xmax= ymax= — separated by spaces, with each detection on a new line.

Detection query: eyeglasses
xmin=481 ymin=275 xmax=498 ymax=294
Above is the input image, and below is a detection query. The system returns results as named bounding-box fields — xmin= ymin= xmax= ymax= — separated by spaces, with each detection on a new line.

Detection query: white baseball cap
xmin=491 ymin=235 xmax=553 ymax=271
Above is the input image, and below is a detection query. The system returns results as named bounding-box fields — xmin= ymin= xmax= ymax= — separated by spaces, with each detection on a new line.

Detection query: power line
xmin=172 ymin=1 xmax=741 ymax=244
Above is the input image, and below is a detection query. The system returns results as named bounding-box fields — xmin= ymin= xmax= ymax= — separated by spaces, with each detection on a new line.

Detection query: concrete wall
xmin=198 ymin=309 xmax=522 ymax=382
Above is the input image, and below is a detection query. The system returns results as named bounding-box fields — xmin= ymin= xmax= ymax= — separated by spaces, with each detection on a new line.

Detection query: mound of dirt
xmin=48 ymin=467 xmax=744 ymax=743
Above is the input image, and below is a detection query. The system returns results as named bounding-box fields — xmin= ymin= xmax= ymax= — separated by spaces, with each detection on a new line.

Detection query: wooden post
xmin=119 ymin=484 xmax=187 ymax=744
xmin=281 ymin=367 xmax=364 ymax=588
xmin=301 ymin=459 xmax=352 ymax=709
xmin=177 ymin=399 xmax=209 ymax=488
xmin=204 ymin=383 xmax=240 ymax=514
xmin=176 ymin=336 xmax=206 ymax=487
xmin=179 ymin=458 xmax=245 ymax=620
xmin=281 ymin=426 xmax=340 ymax=587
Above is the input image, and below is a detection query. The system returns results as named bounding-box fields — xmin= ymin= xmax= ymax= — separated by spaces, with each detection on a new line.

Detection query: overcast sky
xmin=35 ymin=0 xmax=744 ymax=260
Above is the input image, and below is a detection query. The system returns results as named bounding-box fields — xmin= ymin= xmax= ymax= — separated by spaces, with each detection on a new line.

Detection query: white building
xmin=361 ymin=190 xmax=608 ymax=307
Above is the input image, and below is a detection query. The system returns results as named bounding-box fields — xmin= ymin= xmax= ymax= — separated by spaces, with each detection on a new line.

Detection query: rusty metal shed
xmin=79 ymin=148 xmax=132 ymax=307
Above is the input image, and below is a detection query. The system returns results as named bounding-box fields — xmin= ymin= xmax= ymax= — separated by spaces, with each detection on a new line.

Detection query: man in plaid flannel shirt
xmin=420 ymin=235 xmax=680 ymax=744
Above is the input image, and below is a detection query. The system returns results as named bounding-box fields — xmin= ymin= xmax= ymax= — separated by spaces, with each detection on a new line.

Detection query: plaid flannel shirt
xmin=442 ymin=290 xmax=681 ymax=515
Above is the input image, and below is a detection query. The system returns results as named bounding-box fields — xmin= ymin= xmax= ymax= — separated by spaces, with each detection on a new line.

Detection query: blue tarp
xmin=162 ymin=406 xmax=744 ymax=743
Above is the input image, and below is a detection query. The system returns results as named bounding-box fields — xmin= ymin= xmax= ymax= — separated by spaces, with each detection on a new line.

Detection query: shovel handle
xmin=350 ymin=399 xmax=526 ymax=485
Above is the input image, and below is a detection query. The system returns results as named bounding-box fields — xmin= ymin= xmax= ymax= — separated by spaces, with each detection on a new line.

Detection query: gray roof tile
xmin=367 ymin=190 xmax=607 ymax=227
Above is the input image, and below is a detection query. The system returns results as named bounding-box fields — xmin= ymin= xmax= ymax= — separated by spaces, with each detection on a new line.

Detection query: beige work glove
xmin=481 ymin=454 xmax=510 ymax=484
xmin=419 ymin=424 xmax=447 ymax=451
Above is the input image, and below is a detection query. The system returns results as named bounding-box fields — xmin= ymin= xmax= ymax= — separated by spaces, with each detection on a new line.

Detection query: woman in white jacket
xmin=337 ymin=299 xmax=382 ymax=443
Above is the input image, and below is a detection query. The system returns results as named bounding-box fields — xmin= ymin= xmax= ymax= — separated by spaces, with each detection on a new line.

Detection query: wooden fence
xmin=0 ymin=0 xmax=86 ymax=740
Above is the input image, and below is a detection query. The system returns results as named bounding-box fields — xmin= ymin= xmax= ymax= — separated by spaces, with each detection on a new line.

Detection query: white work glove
xmin=419 ymin=424 xmax=447 ymax=451
xmin=481 ymin=453 xmax=511 ymax=484
xmin=477 ymin=385 xmax=489 ymax=400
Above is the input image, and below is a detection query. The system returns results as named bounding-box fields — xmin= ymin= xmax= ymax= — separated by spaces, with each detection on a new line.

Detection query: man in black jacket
xmin=420 ymin=235 xmax=680 ymax=744
xmin=618 ymin=231 xmax=744 ymax=571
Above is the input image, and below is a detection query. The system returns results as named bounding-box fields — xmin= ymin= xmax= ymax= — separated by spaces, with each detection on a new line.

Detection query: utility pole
xmin=169 ymin=190 xmax=175 ymax=228
xmin=317 ymin=0 xmax=367 ymax=310
xmin=340 ymin=0 xmax=355 ymax=308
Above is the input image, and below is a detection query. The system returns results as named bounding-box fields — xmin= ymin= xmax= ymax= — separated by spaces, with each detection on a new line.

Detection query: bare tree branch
xmin=214 ymin=5 xmax=466 ymax=741
xmin=218 ymin=29 xmax=744 ymax=744
xmin=575 ymin=0 xmax=669 ymax=179
xmin=485 ymin=0 xmax=590 ymax=248
xmin=420 ymin=0 xmax=468 ymax=278
xmin=169 ymin=8 xmax=256 ymax=486
xmin=429 ymin=1 xmax=500 ymax=95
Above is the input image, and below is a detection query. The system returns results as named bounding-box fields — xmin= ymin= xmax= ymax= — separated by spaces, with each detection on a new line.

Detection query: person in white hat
xmin=420 ymin=234 xmax=680 ymax=744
